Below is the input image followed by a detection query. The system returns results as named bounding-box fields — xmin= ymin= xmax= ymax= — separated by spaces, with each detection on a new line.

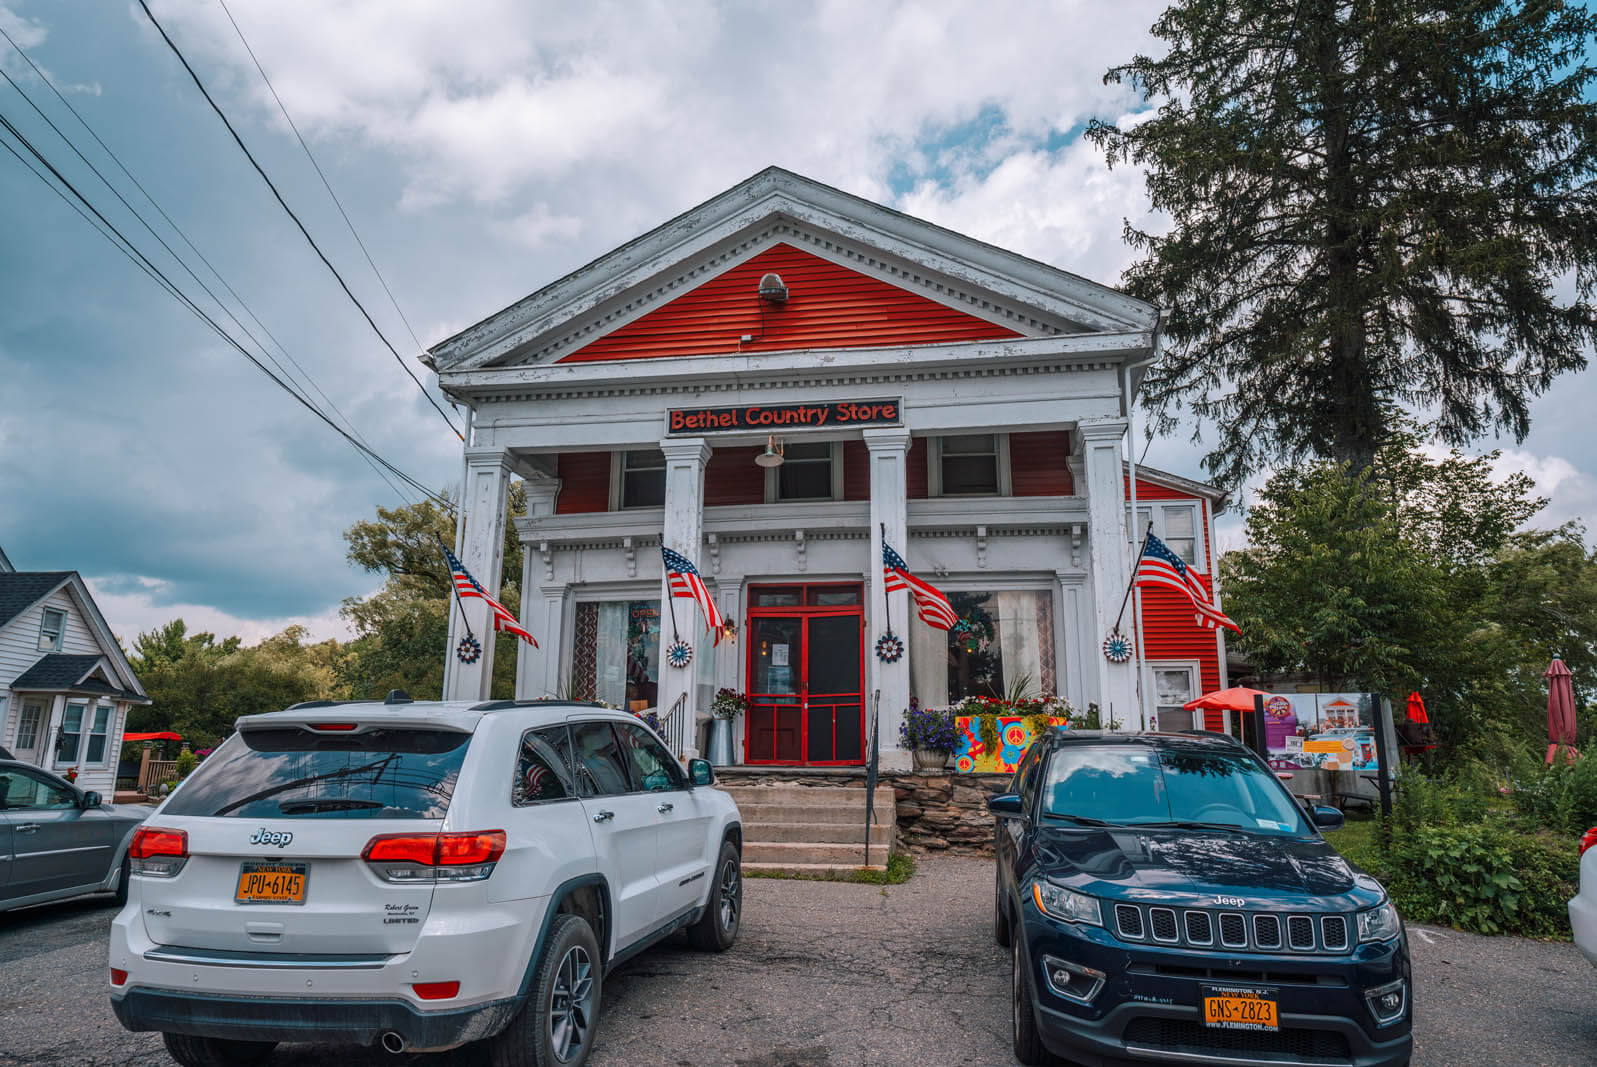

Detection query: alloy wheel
xmin=548 ymin=944 xmax=596 ymax=1063
xmin=718 ymin=857 xmax=741 ymax=932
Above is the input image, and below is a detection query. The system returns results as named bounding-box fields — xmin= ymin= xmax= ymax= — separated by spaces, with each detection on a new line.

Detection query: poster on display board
xmin=1262 ymin=693 xmax=1381 ymax=772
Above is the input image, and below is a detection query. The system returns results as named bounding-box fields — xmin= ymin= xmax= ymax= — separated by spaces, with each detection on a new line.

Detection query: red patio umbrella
xmin=1545 ymin=656 xmax=1579 ymax=765
xmin=1405 ymin=692 xmax=1429 ymax=724
xmin=1183 ymin=686 xmax=1272 ymax=713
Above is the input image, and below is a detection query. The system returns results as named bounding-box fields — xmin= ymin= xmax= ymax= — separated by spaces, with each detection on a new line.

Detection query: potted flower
xmin=900 ymin=698 xmax=957 ymax=771
xmin=707 ymin=689 xmax=749 ymax=766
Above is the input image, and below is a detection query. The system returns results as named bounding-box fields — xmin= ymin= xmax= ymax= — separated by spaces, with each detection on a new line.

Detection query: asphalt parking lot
xmin=2 ymin=856 xmax=1593 ymax=1066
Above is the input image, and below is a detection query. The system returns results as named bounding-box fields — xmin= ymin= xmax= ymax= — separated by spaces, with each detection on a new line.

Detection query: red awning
xmin=123 ymin=731 xmax=181 ymax=742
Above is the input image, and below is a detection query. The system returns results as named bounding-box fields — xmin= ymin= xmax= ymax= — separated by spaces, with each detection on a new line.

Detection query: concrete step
xmin=743 ymin=841 xmax=886 ymax=866
xmin=735 ymin=802 xmax=893 ymax=825
xmin=749 ymin=820 xmax=893 ymax=845
xmin=743 ymin=861 xmax=886 ymax=877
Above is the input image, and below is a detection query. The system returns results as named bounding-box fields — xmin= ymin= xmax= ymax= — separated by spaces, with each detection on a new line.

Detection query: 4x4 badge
xmin=249 ymin=828 xmax=293 ymax=848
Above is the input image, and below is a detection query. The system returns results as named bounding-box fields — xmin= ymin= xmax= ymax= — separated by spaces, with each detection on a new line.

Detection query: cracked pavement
xmin=2 ymin=856 xmax=1593 ymax=1066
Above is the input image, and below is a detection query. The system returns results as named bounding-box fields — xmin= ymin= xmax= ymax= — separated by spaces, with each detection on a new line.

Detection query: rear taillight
xmin=308 ymin=722 xmax=358 ymax=731
xmin=1580 ymin=827 xmax=1597 ymax=857
xmin=413 ymin=980 xmax=460 ymax=1000
xmin=109 ymin=968 xmax=128 ymax=987
xmin=362 ymin=831 xmax=505 ymax=883
xmin=128 ymin=827 xmax=188 ymax=877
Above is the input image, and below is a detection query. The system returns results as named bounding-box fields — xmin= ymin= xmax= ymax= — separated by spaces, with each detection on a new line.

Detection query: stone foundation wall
xmin=892 ymin=772 xmax=1012 ymax=854
xmin=713 ymin=767 xmax=1010 ymax=856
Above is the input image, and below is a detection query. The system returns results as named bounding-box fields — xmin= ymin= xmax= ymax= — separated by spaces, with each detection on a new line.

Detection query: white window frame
xmin=38 ymin=607 xmax=65 ymax=652
xmin=1148 ymin=660 xmax=1217 ymax=732
xmin=84 ymin=702 xmax=115 ymax=766
xmin=55 ymin=700 xmax=87 ymax=767
xmin=611 ymin=449 xmax=667 ymax=511
xmin=911 ymin=579 xmax=1060 ymax=707
xmin=765 ymin=440 xmax=842 ymax=503
xmin=927 ymin=433 xmax=1011 ymax=498
xmin=1129 ymin=501 xmax=1207 ymax=569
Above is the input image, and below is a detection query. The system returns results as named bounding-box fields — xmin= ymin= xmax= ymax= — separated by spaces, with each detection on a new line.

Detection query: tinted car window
xmin=617 ymin=724 xmax=684 ymax=792
xmin=514 ymin=725 xmax=577 ymax=806
xmin=162 ymin=727 xmax=469 ymax=820
xmin=571 ymin=722 xmax=636 ymax=797
xmin=1 ymin=770 xmax=75 ymax=810
xmin=1042 ymin=746 xmax=1310 ymax=836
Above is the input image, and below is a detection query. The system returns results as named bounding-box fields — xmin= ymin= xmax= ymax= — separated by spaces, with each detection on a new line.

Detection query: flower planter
xmin=951 ymin=716 xmax=1071 ymax=774
xmin=912 ymin=748 xmax=950 ymax=772
xmin=708 ymin=717 xmax=735 ymax=766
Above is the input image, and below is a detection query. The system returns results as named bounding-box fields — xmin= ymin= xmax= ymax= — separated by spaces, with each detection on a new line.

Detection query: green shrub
xmin=175 ymin=749 xmax=199 ymax=779
xmin=1376 ymin=821 xmax=1576 ymax=937
xmin=1509 ymin=756 xmax=1597 ymax=836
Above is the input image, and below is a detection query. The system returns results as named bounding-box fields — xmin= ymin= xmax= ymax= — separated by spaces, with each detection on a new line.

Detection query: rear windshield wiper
xmin=277 ymin=798 xmax=385 ymax=815
xmin=1042 ymin=813 xmax=1115 ymax=827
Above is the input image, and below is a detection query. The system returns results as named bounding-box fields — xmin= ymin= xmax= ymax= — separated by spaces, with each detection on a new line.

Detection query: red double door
xmin=745 ymin=584 xmax=865 ymax=765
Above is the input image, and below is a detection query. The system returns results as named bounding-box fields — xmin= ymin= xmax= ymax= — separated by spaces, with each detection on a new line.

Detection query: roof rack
xmin=469 ymin=698 xmax=611 ymax=712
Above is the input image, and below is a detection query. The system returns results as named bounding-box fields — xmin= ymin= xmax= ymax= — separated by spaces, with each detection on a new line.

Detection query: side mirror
xmin=80 ymin=790 xmax=103 ymax=809
xmin=987 ymin=793 xmax=1024 ymax=817
xmin=688 ymin=759 xmax=714 ymax=787
xmin=1311 ymin=805 xmax=1344 ymax=831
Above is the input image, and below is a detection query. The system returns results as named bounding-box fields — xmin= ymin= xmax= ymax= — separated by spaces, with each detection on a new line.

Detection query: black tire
xmin=686 ymin=840 xmax=742 ymax=952
xmin=161 ymin=1033 xmax=276 ymax=1067
xmin=993 ymin=868 xmax=1013 ymax=947
xmin=1012 ymin=934 xmax=1048 ymax=1066
xmin=112 ymin=854 xmax=131 ymax=907
xmin=486 ymin=913 xmax=602 ymax=1067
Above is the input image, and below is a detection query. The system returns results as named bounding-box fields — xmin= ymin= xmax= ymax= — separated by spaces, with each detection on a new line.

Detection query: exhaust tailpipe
xmin=380 ymin=1032 xmax=406 ymax=1055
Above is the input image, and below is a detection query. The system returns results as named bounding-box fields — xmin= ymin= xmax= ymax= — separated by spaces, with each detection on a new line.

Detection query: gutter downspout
xmin=1123 ymin=316 xmax=1165 ymax=731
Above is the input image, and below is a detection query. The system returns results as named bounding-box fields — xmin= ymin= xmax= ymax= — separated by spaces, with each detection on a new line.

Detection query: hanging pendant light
xmin=755 ymin=434 xmax=785 ymax=468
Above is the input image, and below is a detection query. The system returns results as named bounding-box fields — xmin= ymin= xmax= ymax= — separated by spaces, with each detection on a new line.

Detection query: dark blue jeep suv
xmin=991 ymin=730 xmax=1411 ymax=1067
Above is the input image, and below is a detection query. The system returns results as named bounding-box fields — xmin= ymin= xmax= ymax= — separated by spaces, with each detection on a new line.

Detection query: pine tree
xmin=1089 ymin=0 xmax=1597 ymax=488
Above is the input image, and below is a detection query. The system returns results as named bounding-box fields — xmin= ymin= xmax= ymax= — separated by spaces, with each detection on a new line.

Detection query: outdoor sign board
xmin=667 ymin=399 xmax=902 ymax=434
xmin=1263 ymin=693 xmax=1383 ymax=772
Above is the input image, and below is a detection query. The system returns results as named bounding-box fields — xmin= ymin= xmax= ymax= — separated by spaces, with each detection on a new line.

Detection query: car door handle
xmin=657 ymin=802 xmax=674 ymax=814
xmin=592 ymin=810 xmax=614 ymax=823
xmin=14 ymin=823 xmax=40 ymax=833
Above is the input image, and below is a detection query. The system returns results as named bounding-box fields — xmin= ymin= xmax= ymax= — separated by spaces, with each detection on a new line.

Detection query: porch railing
xmin=139 ymin=759 xmax=179 ymax=791
xmin=661 ymin=693 xmax=690 ymax=761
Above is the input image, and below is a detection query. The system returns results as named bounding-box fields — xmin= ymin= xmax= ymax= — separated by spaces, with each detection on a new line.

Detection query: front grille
xmin=1321 ymin=914 xmax=1348 ymax=950
xmin=1288 ymin=915 xmax=1317 ymax=950
xmin=1183 ymin=910 xmax=1213 ymax=945
xmin=1253 ymin=914 xmax=1283 ymax=949
xmin=1116 ymin=904 xmax=1144 ymax=939
xmin=1219 ymin=912 xmax=1248 ymax=947
xmin=1150 ymin=908 xmax=1180 ymax=942
xmin=1123 ymin=1018 xmax=1353 ymax=1064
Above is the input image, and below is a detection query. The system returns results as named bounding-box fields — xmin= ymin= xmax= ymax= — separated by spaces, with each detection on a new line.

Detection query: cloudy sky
xmin=0 ymin=0 xmax=1591 ymax=646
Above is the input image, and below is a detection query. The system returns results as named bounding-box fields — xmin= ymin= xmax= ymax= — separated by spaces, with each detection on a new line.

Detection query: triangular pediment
xmin=428 ymin=167 xmax=1158 ymax=373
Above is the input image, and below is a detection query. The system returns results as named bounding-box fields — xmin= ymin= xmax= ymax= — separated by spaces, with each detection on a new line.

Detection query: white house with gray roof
xmin=0 ymin=550 xmax=148 ymax=795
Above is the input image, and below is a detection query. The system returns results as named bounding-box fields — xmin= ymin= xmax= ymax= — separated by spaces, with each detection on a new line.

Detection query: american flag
xmin=882 ymin=538 xmax=958 ymax=630
xmin=662 ymin=545 xmax=723 ymax=642
xmin=1135 ymin=532 xmax=1239 ymax=633
xmin=441 ymin=541 xmax=538 ymax=647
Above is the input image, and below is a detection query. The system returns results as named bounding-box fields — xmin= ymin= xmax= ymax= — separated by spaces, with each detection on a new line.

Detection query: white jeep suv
xmin=108 ymin=697 xmax=743 ymax=1067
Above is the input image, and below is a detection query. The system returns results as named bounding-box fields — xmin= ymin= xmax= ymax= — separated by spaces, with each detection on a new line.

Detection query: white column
xmin=445 ymin=447 xmax=514 ymax=702
xmin=1056 ymin=571 xmax=1091 ymax=712
xmin=656 ymin=438 xmax=711 ymax=759
xmin=1078 ymin=417 xmax=1138 ymax=729
xmin=865 ymin=428 xmax=911 ymax=771
xmin=514 ymin=477 xmax=561 ymax=700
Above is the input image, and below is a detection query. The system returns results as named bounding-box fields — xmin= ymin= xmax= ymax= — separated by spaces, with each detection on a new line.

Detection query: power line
xmin=0 ymin=106 xmax=452 ymax=511
xmin=216 ymin=0 xmax=424 ymax=354
xmin=0 ymin=25 xmax=415 ymax=507
xmin=134 ymin=0 xmax=463 ymax=442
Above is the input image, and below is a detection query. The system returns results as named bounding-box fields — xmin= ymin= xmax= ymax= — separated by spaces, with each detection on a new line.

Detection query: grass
xmin=1324 ymin=815 xmax=1381 ymax=871
xmin=743 ymin=850 xmax=917 ymax=885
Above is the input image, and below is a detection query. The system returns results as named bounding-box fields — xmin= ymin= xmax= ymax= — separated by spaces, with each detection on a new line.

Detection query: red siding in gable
xmin=559 ymin=243 xmax=1021 ymax=363
xmin=705 ymin=447 xmax=765 ymax=507
xmin=555 ymin=452 xmax=610 ymax=514
xmin=842 ymin=441 xmax=869 ymax=501
xmin=1010 ymin=431 xmax=1073 ymax=496
xmin=906 ymin=439 xmax=929 ymax=499
xmin=1129 ymin=483 xmax=1225 ymax=711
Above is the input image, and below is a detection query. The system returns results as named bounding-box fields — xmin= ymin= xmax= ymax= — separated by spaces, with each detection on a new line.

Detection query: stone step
xmin=735 ymin=802 xmax=893 ymax=825
xmin=748 ymin=820 xmax=893 ymax=845
xmin=743 ymin=841 xmax=887 ymax=866
xmin=743 ymin=861 xmax=886 ymax=877
xmin=719 ymin=785 xmax=896 ymax=809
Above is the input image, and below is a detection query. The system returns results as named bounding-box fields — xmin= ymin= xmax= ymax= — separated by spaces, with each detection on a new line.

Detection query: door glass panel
xmin=751 ymin=587 xmax=801 ymax=607
xmin=1 ymin=771 xmax=76 ymax=810
xmin=617 ymin=724 xmax=685 ymax=792
xmin=513 ymin=725 xmax=577 ymax=806
xmin=807 ymin=706 xmax=837 ymax=764
xmin=16 ymin=702 xmax=43 ymax=751
xmin=571 ymin=722 xmax=636 ymax=796
xmin=752 ymin=618 xmax=801 ymax=695
xmin=808 ymin=587 xmax=862 ymax=606
xmin=806 ymin=616 xmax=860 ymax=695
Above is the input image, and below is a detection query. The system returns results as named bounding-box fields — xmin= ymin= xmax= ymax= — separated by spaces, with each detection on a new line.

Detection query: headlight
xmin=1031 ymin=881 xmax=1102 ymax=926
xmin=1357 ymin=900 xmax=1401 ymax=943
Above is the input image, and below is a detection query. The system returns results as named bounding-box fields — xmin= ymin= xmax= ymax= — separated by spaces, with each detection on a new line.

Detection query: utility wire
xmin=0 ymin=107 xmax=452 ymax=510
xmin=134 ymin=0 xmax=463 ymax=442
xmin=216 ymin=0 xmax=424 ymax=354
xmin=0 ymin=25 xmax=414 ymax=506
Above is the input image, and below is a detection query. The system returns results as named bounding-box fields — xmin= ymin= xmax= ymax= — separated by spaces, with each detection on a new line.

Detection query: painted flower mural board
xmin=951 ymin=715 xmax=1071 ymax=773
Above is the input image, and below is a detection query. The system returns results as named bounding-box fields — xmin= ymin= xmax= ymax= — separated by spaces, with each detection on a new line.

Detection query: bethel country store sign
xmin=668 ymin=398 xmax=901 ymax=434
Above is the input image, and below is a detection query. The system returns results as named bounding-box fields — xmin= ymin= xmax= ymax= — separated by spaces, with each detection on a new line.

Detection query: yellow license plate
xmin=1203 ymin=990 xmax=1278 ymax=1030
xmin=235 ymin=861 xmax=308 ymax=904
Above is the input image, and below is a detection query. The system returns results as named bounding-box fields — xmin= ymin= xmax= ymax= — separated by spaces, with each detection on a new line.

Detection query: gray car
xmin=1 ymin=759 xmax=147 ymax=913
